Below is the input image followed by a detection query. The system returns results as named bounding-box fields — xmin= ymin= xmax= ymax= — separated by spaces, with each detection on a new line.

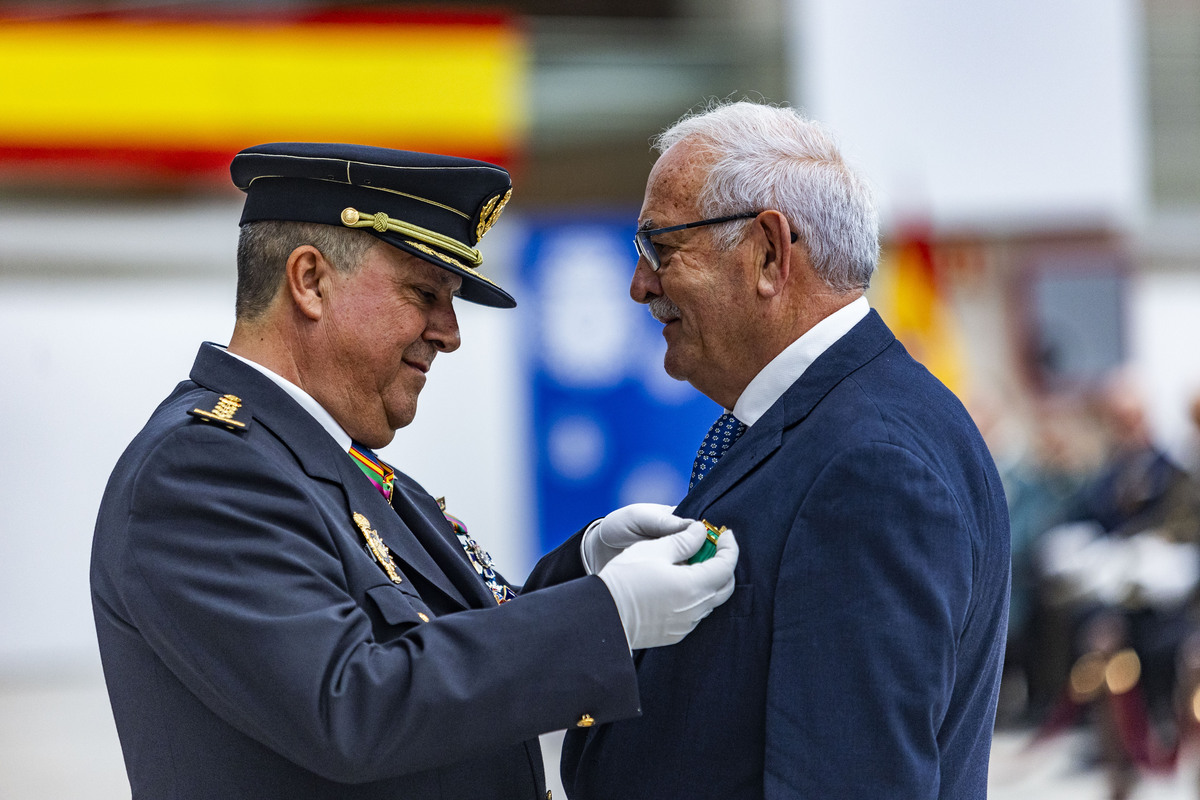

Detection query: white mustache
xmin=649 ymin=296 xmax=680 ymax=324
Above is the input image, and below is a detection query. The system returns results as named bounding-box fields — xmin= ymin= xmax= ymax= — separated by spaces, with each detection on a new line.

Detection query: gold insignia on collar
xmin=475 ymin=188 xmax=511 ymax=241
xmin=353 ymin=512 xmax=403 ymax=584
xmin=189 ymin=394 xmax=247 ymax=430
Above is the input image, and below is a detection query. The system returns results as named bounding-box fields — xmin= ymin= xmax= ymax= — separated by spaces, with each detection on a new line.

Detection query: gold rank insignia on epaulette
xmin=188 ymin=393 xmax=249 ymax=431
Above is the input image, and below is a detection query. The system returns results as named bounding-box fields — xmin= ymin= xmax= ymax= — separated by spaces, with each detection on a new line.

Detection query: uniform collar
xmin=218 ymin=345 xmax=352 ymax=453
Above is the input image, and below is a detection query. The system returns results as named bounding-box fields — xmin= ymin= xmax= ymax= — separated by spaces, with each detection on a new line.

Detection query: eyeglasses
xmin=633 ymin=211 xmax=797 ymax=271
xmin=633 ymin=212 xmax=761 ymax=271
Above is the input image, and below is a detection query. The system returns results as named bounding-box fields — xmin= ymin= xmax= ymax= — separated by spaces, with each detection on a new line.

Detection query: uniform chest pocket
xmin=365 ymin=584 xmax=434 ymax=628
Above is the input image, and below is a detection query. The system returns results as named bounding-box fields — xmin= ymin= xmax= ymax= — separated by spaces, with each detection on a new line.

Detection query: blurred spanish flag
xmin=0 ymin=8 xmax=528 ymax=187
xmin=871 ymin=226 xmax=967 ymax=396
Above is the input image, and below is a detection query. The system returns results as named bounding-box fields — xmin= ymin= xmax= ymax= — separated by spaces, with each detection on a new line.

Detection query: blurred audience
xmin=1018 ymin=370 xmax=1200 ymax=800
xmin=1179 ymin=391 xmax=1200 ymax=477
xmin=990 ymin=394 xmax=1099 ymax=722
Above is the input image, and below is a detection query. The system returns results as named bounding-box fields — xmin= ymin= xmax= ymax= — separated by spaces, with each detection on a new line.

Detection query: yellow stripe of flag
xmin=0 ymin=18 xmax=527 ymax=156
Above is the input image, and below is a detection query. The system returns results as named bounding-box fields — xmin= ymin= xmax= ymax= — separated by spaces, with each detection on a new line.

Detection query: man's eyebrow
xmin=411 ymin=262 xmax=462 ymax=296
xmin=636 ymin=218 xmax=656 ymax=233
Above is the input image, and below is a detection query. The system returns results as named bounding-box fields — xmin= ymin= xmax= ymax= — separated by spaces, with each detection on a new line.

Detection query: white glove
xmin=598 ymin=520 xmax=739 ymax=650
xmin=582 ymin=503 xmax=691 ymax=574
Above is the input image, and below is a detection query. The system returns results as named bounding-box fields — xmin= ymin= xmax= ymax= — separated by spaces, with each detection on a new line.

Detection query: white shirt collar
xmin=731 ymin=296 xmax=870 ymax=426
xmin=212 ymin=344 xmax=353 ymax=452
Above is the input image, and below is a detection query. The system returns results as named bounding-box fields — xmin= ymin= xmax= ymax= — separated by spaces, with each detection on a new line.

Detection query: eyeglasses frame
xmin=633 ymin=211 xmax=797 ymax=271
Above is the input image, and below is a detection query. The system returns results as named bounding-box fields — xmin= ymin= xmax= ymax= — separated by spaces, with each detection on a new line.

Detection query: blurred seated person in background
xmin=992 ymin=395 xmax=1098 ymax=723
xmin=1035 ymin=369 xmax=1200 ymax=800
xmin=1180 ymin=390 xmax=1200 ymax=478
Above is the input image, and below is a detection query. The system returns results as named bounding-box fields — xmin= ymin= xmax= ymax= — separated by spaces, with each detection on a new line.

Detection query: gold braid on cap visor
xmin=339 ymin=207 xmax=483 ymax=267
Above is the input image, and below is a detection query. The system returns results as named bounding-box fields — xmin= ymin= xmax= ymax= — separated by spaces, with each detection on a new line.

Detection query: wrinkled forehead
xmin=640 ymin=139 xmax=711 ymax=225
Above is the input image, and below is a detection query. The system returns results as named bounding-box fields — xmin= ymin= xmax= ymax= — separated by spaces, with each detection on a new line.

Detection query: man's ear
xmin=285 ymin=245 xmax=329 ymax=321
xmin=756 ymin=211 xmax=793 ymax=298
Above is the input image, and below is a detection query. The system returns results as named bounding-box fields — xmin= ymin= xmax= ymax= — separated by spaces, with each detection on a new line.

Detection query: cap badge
xmin=475 ymin=188 xmax=512 ymax=241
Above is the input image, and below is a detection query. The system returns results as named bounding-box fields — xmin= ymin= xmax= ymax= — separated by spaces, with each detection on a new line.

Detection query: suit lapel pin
xmin=353 ymin=512 xmax=403 ymax=584
xmin=687 ymin=520 xmax=727 ymax=564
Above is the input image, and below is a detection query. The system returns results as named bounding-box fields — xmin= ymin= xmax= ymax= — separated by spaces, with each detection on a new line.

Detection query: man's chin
xmin=383 ymin=379 xmax=425 ymax=433
xmin=387 ymin=403 xmax=418 ymax=433
xmin=661 ymin=350 xmax=691 ymax=384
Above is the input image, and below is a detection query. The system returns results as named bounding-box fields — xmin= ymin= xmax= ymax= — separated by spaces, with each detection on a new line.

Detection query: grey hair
xmin=652 ymin=100 xmax=879 ymax=292
xmin=235 ymin=220 xmax=376 ymax=320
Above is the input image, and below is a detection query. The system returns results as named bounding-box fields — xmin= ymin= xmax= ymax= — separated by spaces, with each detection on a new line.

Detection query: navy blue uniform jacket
xmin=90 ymin=344 xmax=639 ymax=799
xmin=547 ymin=310 xmax=1011 ymax=799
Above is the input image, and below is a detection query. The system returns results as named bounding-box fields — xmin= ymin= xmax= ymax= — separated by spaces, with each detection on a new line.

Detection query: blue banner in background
xmin=520 ymin=212 xmax=721 ymax=555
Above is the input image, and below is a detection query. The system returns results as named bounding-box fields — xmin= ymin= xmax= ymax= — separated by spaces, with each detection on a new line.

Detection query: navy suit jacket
xmin=551 ymin=310 xmax=1011 ymax=799
xmin=91 ymin=344 xmax=639 ymax=799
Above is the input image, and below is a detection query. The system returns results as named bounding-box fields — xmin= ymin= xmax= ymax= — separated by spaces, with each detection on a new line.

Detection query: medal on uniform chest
xmin=437 ymin=497 xmax=517 ymax=604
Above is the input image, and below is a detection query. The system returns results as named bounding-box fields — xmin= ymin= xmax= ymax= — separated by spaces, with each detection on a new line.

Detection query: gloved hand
xmin=581 ymin=503 xmax=691 ymax=574
xmin=598 ymin=521 xmax=738 ymax=650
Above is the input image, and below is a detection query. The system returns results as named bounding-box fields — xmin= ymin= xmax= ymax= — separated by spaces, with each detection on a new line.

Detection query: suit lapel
xmin=676 ymin=311 xmax=896 ymax=518
xmin=676 ymin=418 xmax=781 ymax=519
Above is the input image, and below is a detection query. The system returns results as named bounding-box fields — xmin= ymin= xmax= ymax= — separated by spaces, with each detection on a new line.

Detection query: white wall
xmin=785 ymin=0 xmax=1200 ymax=461
xmin=788 ymin=0 xmax=1147 ymax=232
xmin=0 ymin=275 xmax=231 ymax=667
xmin=1129 ymin=269 xmax=1200 ymax=462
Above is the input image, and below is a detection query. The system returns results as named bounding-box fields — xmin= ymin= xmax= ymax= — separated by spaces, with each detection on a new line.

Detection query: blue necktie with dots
xmin=689 ymin=412 xmax=747 ymax=490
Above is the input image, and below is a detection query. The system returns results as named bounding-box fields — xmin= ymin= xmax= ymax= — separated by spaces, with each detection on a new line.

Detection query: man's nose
xmin=630 ymin=257 xmax=661 ymax=304
xmin=426 ymin=303 xmax=461 ymax=353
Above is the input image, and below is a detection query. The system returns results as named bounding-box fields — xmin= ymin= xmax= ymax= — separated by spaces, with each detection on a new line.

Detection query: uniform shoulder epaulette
xmin=187 ymin=391 xmax=252 ymax=433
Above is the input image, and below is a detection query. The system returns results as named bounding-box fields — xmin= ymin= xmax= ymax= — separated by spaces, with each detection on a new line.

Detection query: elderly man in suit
xmin=551 ymin=101 xmax=1010 ymax=798
xmin=90 ymin=142 xmax=737 ymax=800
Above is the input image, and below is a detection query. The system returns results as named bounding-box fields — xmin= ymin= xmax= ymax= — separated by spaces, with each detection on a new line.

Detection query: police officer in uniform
xmin=90 ymin=142 xmax=738 ymax=800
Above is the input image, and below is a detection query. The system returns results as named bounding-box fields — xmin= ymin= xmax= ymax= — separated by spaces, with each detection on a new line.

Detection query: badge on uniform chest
xmin=437 ymin=497 xmax=517 ymax=605
xmin=352 ymin=512 xmax=404 ymax=585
